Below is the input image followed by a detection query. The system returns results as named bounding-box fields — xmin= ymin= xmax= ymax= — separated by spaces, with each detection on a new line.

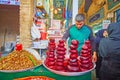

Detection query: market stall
xmin=0 ymin=65 xmax=92 ymax=80
xmin=0 ymin=39 xmax=95 ymax=80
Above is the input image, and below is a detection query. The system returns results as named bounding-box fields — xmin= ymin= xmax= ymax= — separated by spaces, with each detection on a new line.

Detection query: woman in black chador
xmin=99 ymin=22 xmax=120 ymax=80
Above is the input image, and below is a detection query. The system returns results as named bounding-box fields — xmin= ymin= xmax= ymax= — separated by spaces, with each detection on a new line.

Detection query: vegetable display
xmin=0 ymin=50 xmax=42 ymax=70
xmin=44 ymin=39 xmax=94 ymax=72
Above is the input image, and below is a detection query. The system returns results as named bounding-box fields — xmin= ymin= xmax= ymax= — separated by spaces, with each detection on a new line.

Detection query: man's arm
xmin=87 ymin=26 xmax=97 ymax=62
xmin=87 ymin=26 xmax=96 ymax=52
xmin=62 ymin=27 xmax=71 ymax=41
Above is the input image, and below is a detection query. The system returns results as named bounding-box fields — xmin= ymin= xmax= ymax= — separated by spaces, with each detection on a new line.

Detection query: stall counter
xmin=0 ymin=65 xmax=92 ymax=80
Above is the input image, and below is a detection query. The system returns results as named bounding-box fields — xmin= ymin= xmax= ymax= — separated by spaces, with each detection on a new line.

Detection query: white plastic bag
xmin=31 ymin=23 xmax=41 ymax=40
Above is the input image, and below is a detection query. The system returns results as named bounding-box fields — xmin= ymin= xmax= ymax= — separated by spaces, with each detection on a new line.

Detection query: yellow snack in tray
xmin=0 ymin=50 xmax=42 ymax=70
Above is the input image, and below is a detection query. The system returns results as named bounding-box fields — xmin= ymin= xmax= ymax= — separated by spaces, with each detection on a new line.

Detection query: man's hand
xmin=92 ymin=51 xmax=97 ymax=62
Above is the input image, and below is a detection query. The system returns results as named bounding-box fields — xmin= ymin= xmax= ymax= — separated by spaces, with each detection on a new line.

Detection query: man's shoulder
xmin=84 ymin=25 xmax=93 ymax=32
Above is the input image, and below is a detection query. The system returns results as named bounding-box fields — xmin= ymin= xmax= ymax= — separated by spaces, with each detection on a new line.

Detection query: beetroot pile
xmin=79 ymin=40 xmax=93 ymax=71
xmin=45 ymin=39 xmax=93 ymax=72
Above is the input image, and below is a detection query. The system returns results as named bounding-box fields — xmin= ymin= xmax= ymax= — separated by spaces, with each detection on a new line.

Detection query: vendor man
xmin=62 ymin=13 xmax=97 ymax=62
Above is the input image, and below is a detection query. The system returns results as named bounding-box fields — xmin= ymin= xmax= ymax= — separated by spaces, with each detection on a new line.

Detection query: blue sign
xmin=69 ymin=10 xmax=72 ymax=18
xmin=88 ymin=8 xmax=104 ymax=23
xmin=0 ymin=0 xmax=20 ymax=5
xmin=89 ymin=14 xmax=100 ymax=23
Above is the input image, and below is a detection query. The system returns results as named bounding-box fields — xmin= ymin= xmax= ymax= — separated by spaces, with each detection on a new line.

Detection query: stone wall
xmin=20 ymin=0 xmax=34 ymax=48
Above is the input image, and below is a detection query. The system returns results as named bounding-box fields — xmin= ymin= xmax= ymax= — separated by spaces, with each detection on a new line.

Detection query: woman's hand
xmin=92 ymin=51 xmax=97 ymax=62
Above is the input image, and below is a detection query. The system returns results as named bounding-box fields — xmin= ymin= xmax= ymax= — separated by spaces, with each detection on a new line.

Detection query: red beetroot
xmin=48 ymin=48 xmax=55 ymax=52
xmin=45 ymin=60 xmax=49 ymax=66
xmin=58 ymin=44 xmax=65 ymax=47
xmin=47 ymin=61 xmax=55 ymax=66
xmin=64 ymin=60 xmax=68 ymax=67
xmin=89 ymin=62 xmax=93 ymax=66
xmin=49 ymin=42 xmax=55 ymax=45
xmin=56 ymin=61 xmax=64 ymax=66
xmin=48 ymin=58 xmax=55 ymax=61
xmin=67 ymin=65 xmax=80 ymax=72
xmin=89 ymin=64 xmax=93 ymax=69
xmin=56 ymin=47 xmax=66 ymax=51
xmin=49 ymin=66 xmax=55 ymax=70
xmin=77 ymin=60 xmax=81 ymax=66
xmin=56 ymin=51 xmax=66 ymax=55
xmin=88 ymin=58 xmax=92 ymax=63
xmin=80 ymin=55 xmax=91 ymax=60
xmin=57 ymin=55 xmax=65 ymax=59
xmin=69 ymin=50 xmax=78 ymax=53
xmin=68 ymin=61 xmax=79 ymax=66
xmin=70 ymin=53 xmax=78 ymax=59
xmin=80 ymin=67 xmax=88 ymax=71
xmin=69 ymin=58 xmax=77 ymax=63
xmin=46 ymin=51 xmax=49 ymax=55
xmin=88 ymin=49 xmax=92 ymax=52
xmin=80 ymin=53 xmax=89 ymax=57
xmin=49 ymin=38 xmax=55 ymax=43
xmin=55 ymin=66 xmax=64 ymax=71
xmin=48 ymin=43 xmax=56 ymax=48
xmin=85 ymin=40 xmax=91 ymax=48
xmin=71 ymin=40 xmax=79 ymax=46
xmin=55 ymin=39 xmax=66 ymax=72
xmin=56 ymin=58 xmax=64 ymax=62
xmin=80 ymin=62 xmax=93 ymax=69
xmin=49 ymin=52 xmax=54 ymax=55
xmin=80 ymin=59 xmax=90 ymax=64
xmin=88 ymin=52 xmax=91 ymax=55
xmin=85 ymin=40 xmax=90 ymax=44
xmin=70 ymin=45 xmax=78 ymax=50
xmin=48 ymin=54 xmax=55 ymax=58
xmin=59 ymin=40 xmax=65 ymax=43
xmin=82 ymin=44 xmax=88 ymax=50
xmin=81 ymin=50 xmax=88 ymax=54
xmin=81 ymin=64 xmax=90 ymax=69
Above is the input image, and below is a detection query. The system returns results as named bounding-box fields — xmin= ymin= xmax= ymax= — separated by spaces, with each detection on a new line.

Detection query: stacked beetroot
xmin=45 ymin=39 xmax=94 ymax=72
xmin=67 ymin=40 xmax=80 ymax=72
xmin=79 ymin=40 xmax=93 ymax=71
xmin=45 ymin=38 xmax=56 ymax=69
xmin=55 ymin=40 xmax=66 ymax=71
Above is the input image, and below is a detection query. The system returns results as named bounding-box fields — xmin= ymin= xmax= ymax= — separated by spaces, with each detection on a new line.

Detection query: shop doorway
xmin=0 ymin=4 xmax=19 ymax=48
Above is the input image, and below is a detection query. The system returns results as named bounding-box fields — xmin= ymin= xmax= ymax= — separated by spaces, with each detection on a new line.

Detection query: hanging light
xmin=54 ymin=9 xmax=58 ymax=14
xmin=57 ymin=8 xmax=61 ymax=11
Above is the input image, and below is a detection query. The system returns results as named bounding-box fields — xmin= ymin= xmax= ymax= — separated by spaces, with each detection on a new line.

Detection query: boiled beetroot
xmin=67 ymin=65 xmax=80 ymax=72
xmin=59 ymin=40 xmax=65 ymax=43
xmin=70 ymin=53 xmax=78 ymax=59
xmin=69 ymin=45 xmax=77 ymax=50
xmin=71 ymin=40 xmax=79 ymax=46
xmin=49 ymin=38 xmax=55 ymax=43
xmin=69 ymin=50 xmax=78 ymax=53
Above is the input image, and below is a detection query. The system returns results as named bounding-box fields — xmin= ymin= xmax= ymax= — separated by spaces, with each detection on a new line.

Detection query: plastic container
xmin=15 ymin=44 xmax=22 ymax=51
xmin=40 ymin=32 xmax=47 ymax=40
